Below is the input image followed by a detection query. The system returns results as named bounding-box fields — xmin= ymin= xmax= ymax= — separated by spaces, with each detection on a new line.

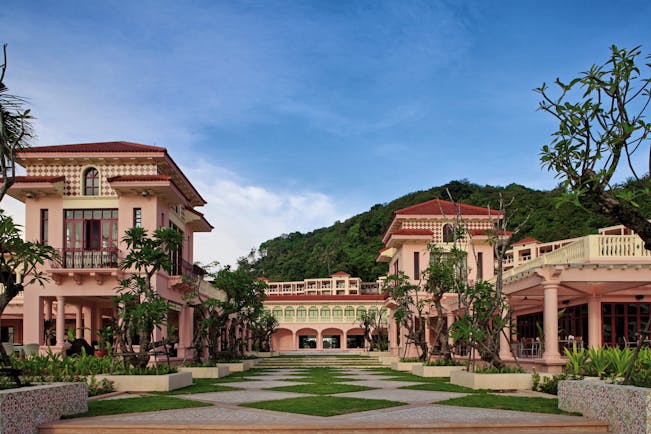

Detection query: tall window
xmin=169 ymin=222 xmax=183 ymax=275
xmin=83 ymin=168 xmax=100 ymax=196
xmin=476 ymin=252 xmax=483 ymax=281
xmin=393 ymin=259 xmax=399 ymax=276
xmin=442 ymin=224 xmax=454 ymax=242
xmin=413 ymin=252 xmax=420 ymax=280
xmin=40 ymin=209 xmax=49 ymax=244
xmin=64 ymin=209 xmax=118 ymax=268
xmin=133 ymin=208 xmax=142 ymax=228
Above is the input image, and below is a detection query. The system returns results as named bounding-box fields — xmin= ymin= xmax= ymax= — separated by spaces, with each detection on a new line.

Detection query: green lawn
xmin=156 ymin=378 xmax=240 ymax=395
xmin=399 ymin=379 xmax=476 ymax=393
xmin=65 ymin=396 xmax=211 ymax=418
xmin=267 ymin=383 xmax=375 ymax=395
xmin=242 ymin=396 xmax=405 ymax=417
xmin=436 ymin=394 xmax=576 ymax=415
xmin=290 ymin=367 xmax=350 ymax=383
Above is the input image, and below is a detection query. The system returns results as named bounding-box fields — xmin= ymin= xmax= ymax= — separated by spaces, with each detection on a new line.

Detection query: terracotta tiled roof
xmin=266 ymin=294 xmax=388 ymax=302
xmin=331 ymin=271 xmax=351 ymax=277
xmin=21 ymin=141 xmax=166 ymax=153
xmin=12 ymin=176 xmax=65 ymax=183
xmin=390 ymin=229 xmax=434 ymax=236
xmin=107 ymin=175 xmax=172 ymax=182
xmin=516 ymin=237 xmax=541 ymax=244
xmin=396 ymin=199 xmax=501 ymax=216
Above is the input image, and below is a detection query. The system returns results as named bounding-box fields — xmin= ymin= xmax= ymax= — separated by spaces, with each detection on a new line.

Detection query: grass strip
xmin=399 ymin=379 xmax=476 ymax=393
xmin=242 ymin=395 xmax=404 ymax=417
xmin=156 ymin=378 xmax=240 ymax=395
xmin=436 ymin=394 xmax=577 ymax=415
xmin=65 ymin=396 xmax=211 ymax=418
xmin=267 ymin=383 xmax=375 ymax=395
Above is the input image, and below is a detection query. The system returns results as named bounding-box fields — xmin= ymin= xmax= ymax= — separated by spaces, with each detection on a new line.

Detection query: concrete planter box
xmin=379 ymin=355 xmax=400 ymax=366
xmin=96 ymin=372 xmax=192 ymax=392
xmin=367 ymin=351 xmax=390 ymax=359
xmin=412 ymin=364 xmax=465 ymax=377
xmin=559 ymin=379 xmax=651 ymax=434
xmin=450 ymin=370 xmax=533 ymax=390
xmin=216 ymin=361 xmax=253 ymax=373
xmin=178 ymin=366 xmax=229 ymax=378
xmin=391 ymin=361 xmax=423 ymax=372
xmin=0 ymin=382 xmax=87 ymax=433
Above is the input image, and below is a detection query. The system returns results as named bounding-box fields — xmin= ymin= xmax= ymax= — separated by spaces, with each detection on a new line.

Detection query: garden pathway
xmin=41 ymin=367 xmax=608 ymax=433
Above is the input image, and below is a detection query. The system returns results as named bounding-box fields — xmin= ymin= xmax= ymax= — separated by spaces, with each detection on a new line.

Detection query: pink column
xmin=342 ymin=332 xmax=348 ymax=349
xmin=178 ymin=306 xmax=194 ymax=359
xmin=316 ymin=330 xmax=322 ymax=350
xmin=587 ymin=296 xmax=601 ymax=349
xmin=74 ymin=304 xmax=83 ymax=339
xmin=23 ymin=289 xmax=43 ymax=345
xmin=44 ymin=299 xmax=52 ymax=321
xmin=543 ymin=282 xmax=561 ymax=359
xmin=388 ymin=315 xmax=398 ymax=354
xmin=56 ymin=296 xmax=66 ymax=346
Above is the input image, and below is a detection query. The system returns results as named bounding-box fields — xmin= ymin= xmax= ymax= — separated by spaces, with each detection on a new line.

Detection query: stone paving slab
xmin=334 ymin=389 xmax=466 ymax=404
xmin=342 ymin=379 xmax=424 ymax=388
xmin=219 ymin=380 xmax=310 ymax=389
xmin=181 ymin=390 xmax=313 ymax=404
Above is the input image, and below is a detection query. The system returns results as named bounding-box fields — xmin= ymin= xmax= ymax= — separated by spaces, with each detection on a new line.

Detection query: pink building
xmin=263 ymin=272 xmax=388 ymax=351
xmin=377 ymin=198 xmax=651 ymax=371
xmin=1 ymin=142 xmax=214 ymax=358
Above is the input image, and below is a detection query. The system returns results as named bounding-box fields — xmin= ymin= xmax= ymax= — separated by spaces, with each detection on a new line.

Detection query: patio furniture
xmin=518 ymin=338 xmax=541 ymax=358
xmin=559 ymin=337 xmax=583 ymax=352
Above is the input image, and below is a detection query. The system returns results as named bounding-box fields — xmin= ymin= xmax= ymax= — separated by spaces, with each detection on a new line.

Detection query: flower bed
xmin=412 ymin=364 xmax=465 ymax=377
xmin=95 ymin=372 xmax=192 ymax=392
xmin=0 ymin=382 xmax=87 ymax=433
xmin=450 ymin=370 xmax=532 ymax=390
xmin=178 ymin=366 xmax=229 ymax=378
xmin=558 ymin=379 xmax=650 ymax=434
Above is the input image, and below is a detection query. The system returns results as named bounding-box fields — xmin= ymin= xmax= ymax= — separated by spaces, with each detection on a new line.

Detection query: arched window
xmin=272 ymin=307 xmax=282 ymax=318
xmin=333 ymin=306 xmax=343 ymax=319
xmin=369 ymin=307 xmax=378 ymax=317
xmin=308 ymin=306 xmax=318 ymax=319
xmin=84 ymin=167 xmax=100 ymax=196
xmin=284 ymin=307 xmax=295 ymax=318
xmin=344 ymin=306 xmax=355 ymax=318
xmin=357 ymin=307 xmax=367 ymax=319
xmin=442 ymin=224 xmax=454 ymax=242
xmin=321 ymin=307 xmax=330 ymax=319
xmin=297 ymin=307 xmax=306 ymax=319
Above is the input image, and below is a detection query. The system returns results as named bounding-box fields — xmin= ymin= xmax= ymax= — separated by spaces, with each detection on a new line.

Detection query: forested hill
xmin=242 ymin=180 xmax=643 ymax=282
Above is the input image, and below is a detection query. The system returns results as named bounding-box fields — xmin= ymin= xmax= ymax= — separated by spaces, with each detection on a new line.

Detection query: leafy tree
xmin=0 ymin=44 xmax=55 ymax=385
xmin=115 ymin=227 xmax=182 ymax=369
xmin=0 ymin=212 xmax=56 ymax=382
xmin=537 ymin=45 xmax=651 ymax=248
xmin=0 ymin=43 xmax=33 ymax=200
xmin=537 ymin=44 xmax=651 ymax=383
xmin=383 ymin=271 xmax=429 ymax=360
xmin=248 ymin=311 xmax=278 ymax=352
xmin=356 ymin=307 xmax=388 ymax=351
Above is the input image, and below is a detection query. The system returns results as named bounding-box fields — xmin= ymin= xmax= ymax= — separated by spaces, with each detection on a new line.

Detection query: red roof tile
xmin=21 ymin=141 xmax=166 ymax=153
xmin=396 ymin=199 xmax=501 ymax=216
xmin=12 ymin=176 xmax=65 ymax=183
xmin=391 ymin=229 xmax=433 ymax=236
xmin=331 ymin=271 xmax=351 ymax=277
xmin=516 ymin=237 xmax=541 ymax=244
xmin=107 ymin=175 xmax=172 ymax=182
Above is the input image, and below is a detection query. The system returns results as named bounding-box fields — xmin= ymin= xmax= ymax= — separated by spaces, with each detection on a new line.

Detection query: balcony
xmin=51 ymin=248 xmax=121 ymax=270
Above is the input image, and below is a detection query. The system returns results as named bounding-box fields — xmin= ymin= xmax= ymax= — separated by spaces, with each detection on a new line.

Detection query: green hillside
xmin=242 ymin=180 xmax=644 ymax=282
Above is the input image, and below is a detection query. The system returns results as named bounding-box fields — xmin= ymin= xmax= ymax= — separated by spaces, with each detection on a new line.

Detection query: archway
xmin=346 ymin=326 xmax=365 ymax=349
xmin=271 ymin=328 xmax=293 ymax=351
xmin=321 ymin=327 xmax=343 ymax=349
xmin=296 ymin=327 xmax=318 ymax=349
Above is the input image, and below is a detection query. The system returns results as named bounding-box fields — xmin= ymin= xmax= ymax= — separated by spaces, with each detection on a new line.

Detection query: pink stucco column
xmin=388 ymin=316 xmax=398 ymax=353
xmin=74 ymin=304 xmax=83 ymax=339
xmin=316 ymin=330 xmax=322 ymax=350
xmin=178 ymin=306 xmax=193 ymax=359
xmin=543 ymin=282 xmax=561 ymax=359
xmin=56 ymin=296 xmax=66 ymax=346
xmin=588 ymin=296 xmax=601 ymax=349
xmin=342 ymin=332 xmax=348 ymax=349
xmin=23 ymin=289 xmax=43 ymax=345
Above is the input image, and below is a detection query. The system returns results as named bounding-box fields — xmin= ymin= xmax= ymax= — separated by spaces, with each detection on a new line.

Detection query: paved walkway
xmin=43 ymin=367 xmax=605 ymax=433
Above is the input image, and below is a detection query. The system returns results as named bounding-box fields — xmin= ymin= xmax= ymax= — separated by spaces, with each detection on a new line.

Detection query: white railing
xmin=503 ymin=234 xmax=650 ymax=280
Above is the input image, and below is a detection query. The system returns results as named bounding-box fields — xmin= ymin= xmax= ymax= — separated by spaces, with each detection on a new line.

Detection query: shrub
xmin=424 ymin=358 xmax=464 ymax=367
xmin=87 ymin=377 xmax=115 ymax=396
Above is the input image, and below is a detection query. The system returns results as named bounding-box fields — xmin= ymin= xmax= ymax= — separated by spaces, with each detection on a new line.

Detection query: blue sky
xmin=2 ymin=1 xmax=650 ymax=266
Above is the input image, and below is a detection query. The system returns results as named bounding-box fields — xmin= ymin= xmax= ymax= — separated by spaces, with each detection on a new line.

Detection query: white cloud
xmin=188 ymin=162 xmax=347 ymax=267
